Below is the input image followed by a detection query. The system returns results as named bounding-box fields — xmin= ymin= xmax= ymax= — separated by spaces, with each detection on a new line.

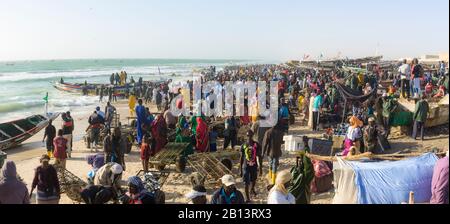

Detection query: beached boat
xmin=397 ymin=95 xmax=449 ymax=128
xmin=53 ymin=81 xmax=127 ymax=96
xmin=0 ymin=113 xmax=60 ymax=151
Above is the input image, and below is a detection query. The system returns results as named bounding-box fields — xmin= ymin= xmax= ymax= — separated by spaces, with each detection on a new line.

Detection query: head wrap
xmin=269 ymin=170 xmax=292 ymax=196
xmin=349 ymin=116 xmax=363 ymax=128
xmin=1 ymin=161 xmax=17 ymax=181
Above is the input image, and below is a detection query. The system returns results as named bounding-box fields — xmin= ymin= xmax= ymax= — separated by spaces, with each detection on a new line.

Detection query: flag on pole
xmin=43 ymin=92 xmax=49 ymax=103
xmin=43 ymin=92 xmax=49 ymax=115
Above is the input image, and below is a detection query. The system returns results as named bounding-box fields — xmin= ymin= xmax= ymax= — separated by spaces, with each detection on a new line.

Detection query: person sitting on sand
xmin=121 ymin=176 xmax=155 ymax=204
xmin=186 ymin=185 xmax=208 ymax=204
xmin=211 ymin=175 xmax=245 ymax=205
xmin=267 ymin=170 xmax=295 ymax=204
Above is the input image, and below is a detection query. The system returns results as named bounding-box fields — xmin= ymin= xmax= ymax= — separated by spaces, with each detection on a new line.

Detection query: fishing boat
xmin=53 ymin=81 xmax=128 ymax=96
xmin=0 ymin=113 xmax=60 ymax=151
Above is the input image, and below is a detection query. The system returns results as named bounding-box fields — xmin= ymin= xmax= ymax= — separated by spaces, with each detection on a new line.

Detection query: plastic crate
xmin=308 ymin=138 xmax=333 ymax=156
xmin=283 ymin=135 xmax=305 ymax=152
xmin=0 ymin=151 xmax=7 ymax=169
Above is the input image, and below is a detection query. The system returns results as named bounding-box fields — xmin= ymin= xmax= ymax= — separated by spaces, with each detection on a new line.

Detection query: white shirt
xmin=267 ymin=190 xmax=296 ymax=204
xmin=398 ymin=64 xmax=411 ymax=80
xmin=346 ymin=126 xmax=362 ymax=141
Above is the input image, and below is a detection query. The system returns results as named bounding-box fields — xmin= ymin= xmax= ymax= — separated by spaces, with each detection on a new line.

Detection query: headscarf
xmin=349 ymin=116 xmax=363 ymax=128
xmin=1 ymin=161 xmax=17 ymax=181
xmin=269 ymin=170 xmax=292 ymax=196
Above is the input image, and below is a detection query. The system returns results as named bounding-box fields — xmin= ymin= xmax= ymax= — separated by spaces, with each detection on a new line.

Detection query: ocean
xmin=0 ymin=59 xmax=263 ymax=123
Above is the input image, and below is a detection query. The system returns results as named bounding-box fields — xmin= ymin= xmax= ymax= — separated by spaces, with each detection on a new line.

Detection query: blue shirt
xmin=313 ymin=95 xmax=323 ymax=110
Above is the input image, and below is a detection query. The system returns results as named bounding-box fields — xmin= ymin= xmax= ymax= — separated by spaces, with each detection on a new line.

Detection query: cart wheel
xmin=221 ymin=159 xmax=233 ymax=171
xmin=157 ymin=164 xmax=166 ymax=171
xmin=154 ymin=190 xmax=166 ymax=204
xmin=176 ymin=157 xmax=187 ymax=173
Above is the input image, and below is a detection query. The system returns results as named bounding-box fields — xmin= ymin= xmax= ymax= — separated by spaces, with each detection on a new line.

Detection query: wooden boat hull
xmin=0 ymin=113 xmax=60 ymax=151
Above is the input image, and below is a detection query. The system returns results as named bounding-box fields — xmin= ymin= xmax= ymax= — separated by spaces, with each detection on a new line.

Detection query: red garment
xmin=140 ymin=143 xmax=152 ymax=160
xmin=53 ymin=136 xmax=67 ymax=160
xmin=312 ymin=160 xmax=332 ymax=178
xmin=425 ymin=84 xmax=433 ymax=94
xmin=151 ymin=117 xmax=167 ymax=154
xmin=195 ymin=117 xmax=209 ymax=152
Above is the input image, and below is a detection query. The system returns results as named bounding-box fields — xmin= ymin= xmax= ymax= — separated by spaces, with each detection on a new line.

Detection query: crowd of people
xmin=1 ymin=59 xmax=448 ymax=204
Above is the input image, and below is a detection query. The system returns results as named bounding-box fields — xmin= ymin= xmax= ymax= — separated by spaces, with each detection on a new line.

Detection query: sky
xmin=0 ymin=0 xmax=448 ymax=61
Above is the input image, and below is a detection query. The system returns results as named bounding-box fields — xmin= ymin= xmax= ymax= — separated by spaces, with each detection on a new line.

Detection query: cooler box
xmin=283 ymin=135 xmax=305 ymax=152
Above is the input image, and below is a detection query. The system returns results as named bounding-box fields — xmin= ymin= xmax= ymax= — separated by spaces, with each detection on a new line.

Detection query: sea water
xmin=0 ymin=58 xmax=256 ymax=123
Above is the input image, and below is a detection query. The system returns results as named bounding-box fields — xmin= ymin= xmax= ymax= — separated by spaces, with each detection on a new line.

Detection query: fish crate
xmin=0 ymin=150 xmax=6 ymax=169
xmin=149 ymin=143 xmax=190 ymax=171
xmin=54 ymin=165 xmax=88 ymax=204
xmin=187 ymin=153 xmax=234 ymax=187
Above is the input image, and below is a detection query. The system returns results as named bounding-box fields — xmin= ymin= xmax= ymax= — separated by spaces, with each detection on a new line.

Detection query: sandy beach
xmin=3 ymin=96 xmax=448 ymax=204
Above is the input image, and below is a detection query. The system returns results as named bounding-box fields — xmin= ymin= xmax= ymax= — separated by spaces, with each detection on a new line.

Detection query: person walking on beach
xmin=129 ymin=94 xmax=137 ymax=117
xmin=53 ymin=129 xmax=68 ymax=169
xmin=413 ymin=95 xmax=430 ymax=141
xmin=61 ymin=113 xmax=74 ymax=158
xmin=30 ymin=155 xmax=60 ymax=204
xmin=0 ymin=161 xmax=30 ymax=204
xmin=240 ymin=130 xmax=260 ymax=203
xmin=105 ymin=102 xmax=116 ymax=131
xmin=381 ymin=94 xmax=397 ymax=139
xmin=136 ymin=99 xmax=146 ymax=146
xmin=42 ymin=120 xmax=56 ymax=158
xmin=140 ymin=135 xmax=152 ymax=173
xmin=363 ymin=117 xmax=378 ymax=153
xmin=263 ymin=122 xmax=284 ymax=185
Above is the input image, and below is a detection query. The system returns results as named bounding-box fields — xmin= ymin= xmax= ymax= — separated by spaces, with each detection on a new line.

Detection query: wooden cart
xmin=187 ymin=153 xmax=235 ymax=187
xmin=149 ymin=143 xmax=190 ymax=172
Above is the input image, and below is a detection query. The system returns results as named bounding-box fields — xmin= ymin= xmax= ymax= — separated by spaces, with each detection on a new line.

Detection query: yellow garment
xmin=120 ymin=72 xmax=125 ymax=85
xmin=129 ymin=95 xmax=136 ymax=116
xmin=298 ymin=95 xmax=304 ymax=111
xmin=357 ymin=73 xmax=364 ymax=86
xmin=349 ymin=116 xmax=363 ymax=128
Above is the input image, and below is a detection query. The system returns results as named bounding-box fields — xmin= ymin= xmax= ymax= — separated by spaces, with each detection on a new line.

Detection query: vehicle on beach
xmin=0 ymin=113 xmax=60 ymax=151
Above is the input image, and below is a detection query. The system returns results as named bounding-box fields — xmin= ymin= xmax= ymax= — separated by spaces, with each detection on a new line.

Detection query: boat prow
xmin=0 ymin=113 xmax=61 ymax=151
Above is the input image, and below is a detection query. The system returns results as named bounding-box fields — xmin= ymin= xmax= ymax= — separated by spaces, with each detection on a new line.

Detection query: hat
xmin=111 ymin=163 xmax=123 ymax=175
xmin=185 ymin=185 xmax=207 ymax=200
xmin=221 ymin=175 xmax=236 ymax=187
xmin=368 ymin=117 xmax=375 ymax=122
xmin=40 ymin=154 xmax=50 ymax=162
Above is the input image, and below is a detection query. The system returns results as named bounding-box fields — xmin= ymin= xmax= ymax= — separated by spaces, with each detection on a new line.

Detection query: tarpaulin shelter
xmin=333 ymin=153 xmax=438 ymax=204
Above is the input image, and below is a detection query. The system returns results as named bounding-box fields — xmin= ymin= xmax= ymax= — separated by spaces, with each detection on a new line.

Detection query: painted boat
xmin=0 ymin=113 xmax=60 ymax=151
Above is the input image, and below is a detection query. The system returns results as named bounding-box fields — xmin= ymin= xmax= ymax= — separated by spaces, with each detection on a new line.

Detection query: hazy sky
xmin=0 ymin=0 xmax=448 ymax=61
